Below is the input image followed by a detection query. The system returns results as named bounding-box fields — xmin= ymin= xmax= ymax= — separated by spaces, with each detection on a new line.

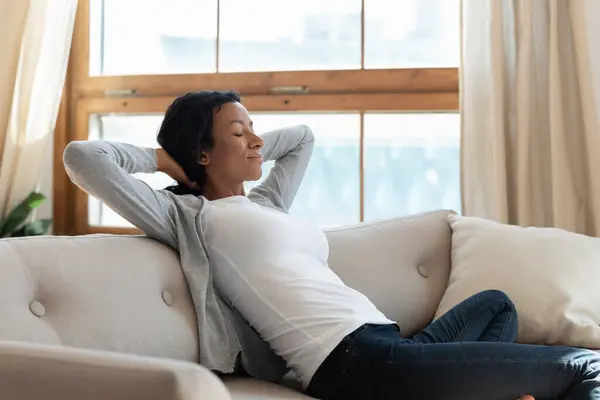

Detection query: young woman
xmin=64 ymin=90 xmax=600 ymax=400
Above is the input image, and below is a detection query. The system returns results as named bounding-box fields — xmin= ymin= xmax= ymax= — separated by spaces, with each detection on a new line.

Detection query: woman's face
xmin=200 ymin=101 xmax=264 ymax=183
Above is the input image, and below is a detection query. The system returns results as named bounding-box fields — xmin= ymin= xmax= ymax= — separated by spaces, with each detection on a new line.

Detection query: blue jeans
xmin=306 ymin=290 xmax=600 ymax=400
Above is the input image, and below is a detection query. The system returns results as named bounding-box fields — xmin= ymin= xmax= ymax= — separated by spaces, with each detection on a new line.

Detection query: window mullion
xmin=359 ymin=111 xmax=365 ymax=222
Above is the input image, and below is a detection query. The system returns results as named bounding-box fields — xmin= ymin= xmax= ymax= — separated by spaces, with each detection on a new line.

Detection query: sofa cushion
xmin=0 ymin=340 xmax=229 ymax=400
xmin=436 ymin=215 xmax=600 ymax=348
xmin=324 ymin=210 xmax=453 ymax=337
xmin=222 ymin=377 xmax=314 ymax=399
xmin=0 ymin=235 xmax=198 ymax=361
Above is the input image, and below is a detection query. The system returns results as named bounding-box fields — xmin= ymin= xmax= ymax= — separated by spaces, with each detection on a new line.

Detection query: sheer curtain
xmin=0 ymin=0 xmax=77 ymax=218
xmin=460 ymin=0 xmax=600 ymax=236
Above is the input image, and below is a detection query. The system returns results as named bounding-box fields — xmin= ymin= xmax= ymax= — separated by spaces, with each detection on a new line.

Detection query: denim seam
xmin=349 ymin=356 xmax=573 ymax=366
xmin=454 ymin=298 xmax=492 ymax=341
xmin=498 ymin=305 xmax=513 ymax=342
xmin=455 ymin=299 xmax=513 ymax=342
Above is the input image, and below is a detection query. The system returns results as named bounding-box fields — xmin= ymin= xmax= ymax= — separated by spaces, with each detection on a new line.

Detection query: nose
xmin=248 ymin=132 xmax=264 ymax=149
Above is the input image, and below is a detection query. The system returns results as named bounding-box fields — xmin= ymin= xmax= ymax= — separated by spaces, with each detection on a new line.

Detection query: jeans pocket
xmin=344 ymin=324 xmax=373 ymax=358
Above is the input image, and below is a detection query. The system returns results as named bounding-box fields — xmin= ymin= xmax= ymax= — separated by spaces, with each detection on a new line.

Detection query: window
xmin=87 ymin=113 xmax=362 ymax=228
xmin=364 ymin=0 xmax=460 ymax=68
xmin=85 ymin=111 xmax=459 ymax=229
xmin=248 ymin=113 xmax=361 ymax=227
xmin=219 ymin=0 xmax=363 ymax=72
xmin=90 ymin=0 xmax=219 ymax=75
xmin=55 ymin=0 xmax=460 ymax=235
xmin=363 ymin=113 xmax=460 ymax=220
xmin=90 ymin=0 xmax=459 ymax=75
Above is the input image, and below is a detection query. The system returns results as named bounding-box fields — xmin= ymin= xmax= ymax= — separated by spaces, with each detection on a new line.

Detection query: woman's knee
xmin=475 ymin=290 xmax=519 ymax=342
xmin=479 ymin=289 xmax=516 ymax=311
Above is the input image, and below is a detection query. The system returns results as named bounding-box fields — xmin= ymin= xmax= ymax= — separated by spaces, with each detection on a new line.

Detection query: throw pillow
xmin=435 ymin=214 xmax=600 ymax=348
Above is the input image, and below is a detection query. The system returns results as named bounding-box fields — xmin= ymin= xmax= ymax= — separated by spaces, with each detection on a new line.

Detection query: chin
xmin=247 ymin=170 xmax=263 ymax=181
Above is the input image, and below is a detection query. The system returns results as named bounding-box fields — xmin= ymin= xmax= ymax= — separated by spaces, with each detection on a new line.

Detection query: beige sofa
xmin=0 ymin=210 xmax=454 ymax=399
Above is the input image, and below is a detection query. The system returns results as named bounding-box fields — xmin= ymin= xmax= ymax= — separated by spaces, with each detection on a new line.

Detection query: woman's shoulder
xmin=154 ymin=192 xmax=211 ymax=245
xmin=156 ymin=190 xmax=207 ymax=216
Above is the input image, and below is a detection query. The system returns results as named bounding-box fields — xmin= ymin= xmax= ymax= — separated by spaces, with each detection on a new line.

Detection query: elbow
xmin=63 ymin=140 xmax=103 ymax=175
xmin=63 ymin=141 xmax=91 ymax=185
xmin=63 ymin=141 xmax=86 ymax=170
xmin=63 ymin=140 xmax=105 ymax=168
xmin=298 ymin=124 xmax=315 ymax=144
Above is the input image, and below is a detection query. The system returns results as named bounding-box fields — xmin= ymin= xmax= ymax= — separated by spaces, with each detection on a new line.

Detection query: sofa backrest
xmin=0 ymin=210 xmax=452 ymax=361
xmin=325 ymin=210 xmax=453 ymax=337
xmin=0 ymin=234 xmax=199 ymax=361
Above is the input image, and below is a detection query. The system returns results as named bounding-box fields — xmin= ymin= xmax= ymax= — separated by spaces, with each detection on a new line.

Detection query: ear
xmin=197 ymin=152 xmax=210 ymax=166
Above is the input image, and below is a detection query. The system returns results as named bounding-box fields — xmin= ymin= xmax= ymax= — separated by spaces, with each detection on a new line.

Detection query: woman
xmin=64 ymin=90 xmax=599 ymax=400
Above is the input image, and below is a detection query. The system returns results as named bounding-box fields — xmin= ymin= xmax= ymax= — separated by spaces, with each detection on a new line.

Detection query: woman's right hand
xmin=156 ymin=148 xmax=198 ymax=189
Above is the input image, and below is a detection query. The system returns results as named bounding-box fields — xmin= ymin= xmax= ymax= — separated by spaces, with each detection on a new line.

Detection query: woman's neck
xmin=202 ymin=181 xmax=245 ymax=201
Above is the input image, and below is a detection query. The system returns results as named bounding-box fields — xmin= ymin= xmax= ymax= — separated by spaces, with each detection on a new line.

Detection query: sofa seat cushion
xmin=222 ymin=377 xmax=314 ymax=399
xmin=0 ymin=340 xmax=229 ymax=400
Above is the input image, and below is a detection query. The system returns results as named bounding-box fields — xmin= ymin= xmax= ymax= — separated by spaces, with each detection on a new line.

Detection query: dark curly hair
xmin=157 ymin=90 xmax=241 ymax=196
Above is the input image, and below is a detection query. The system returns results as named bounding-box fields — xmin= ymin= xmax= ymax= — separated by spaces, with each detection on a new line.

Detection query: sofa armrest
xmin=0 ymin=340 xmax=231 ymax=400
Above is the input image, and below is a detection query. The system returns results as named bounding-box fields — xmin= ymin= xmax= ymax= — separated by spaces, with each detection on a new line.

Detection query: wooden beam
xmin=52 ymin=75 xmax=71 ymax=235
xmin=72 ymin=102 xmax=90 ymax=234
xmin=74 ymin=68 xmax=459 ymax=98
xmin=77 ymin=92 xmax=458 ymax=115
xmin=245 ymin=92 xmax=459 ymax=112
xmin=71 ymin=0 xmax=89 ymax=86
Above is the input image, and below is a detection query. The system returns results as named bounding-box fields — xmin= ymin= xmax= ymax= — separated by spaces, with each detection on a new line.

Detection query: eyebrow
xmin=230 ymin=120 xmax=254 ymax=128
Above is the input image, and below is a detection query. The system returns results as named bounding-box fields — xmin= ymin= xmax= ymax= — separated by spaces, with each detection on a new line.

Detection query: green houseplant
xmin=0 ymin=192 xmax=52 ymax=238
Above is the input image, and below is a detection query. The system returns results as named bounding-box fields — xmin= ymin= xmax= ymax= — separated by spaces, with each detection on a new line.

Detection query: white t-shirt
xmin=203 ymin=196 xmax=394 ymax=387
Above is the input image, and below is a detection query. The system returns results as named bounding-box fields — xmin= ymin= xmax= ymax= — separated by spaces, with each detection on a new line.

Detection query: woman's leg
xmin=308 ymin=324 xmax=600 ymax=400
xmin=412 ymin=289 xmax=518 ymax=343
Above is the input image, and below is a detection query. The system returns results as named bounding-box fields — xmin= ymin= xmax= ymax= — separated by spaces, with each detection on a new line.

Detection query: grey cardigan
xmin=63 ymin=124 xmax=315 ymax=382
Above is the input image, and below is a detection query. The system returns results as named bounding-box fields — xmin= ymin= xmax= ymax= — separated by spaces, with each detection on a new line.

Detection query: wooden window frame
xmin=54 ymin=0 xmax=460 ymax=235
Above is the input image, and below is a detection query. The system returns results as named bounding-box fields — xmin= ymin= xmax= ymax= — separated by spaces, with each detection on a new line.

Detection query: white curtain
xmin=460 ymin=0 xmax=600 ymax=236
xmin=0 ymin=0 xmax=78 ymax=218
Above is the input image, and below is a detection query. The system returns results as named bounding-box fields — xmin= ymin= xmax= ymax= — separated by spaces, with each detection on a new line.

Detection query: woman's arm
xmin=63 ymin=140 xmax=181 ymax=249
xmin=248 ymin=124 xmax=315 ymax=211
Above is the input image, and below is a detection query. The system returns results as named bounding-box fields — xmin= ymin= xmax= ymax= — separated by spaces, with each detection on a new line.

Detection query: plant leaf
xmin=9 ymin=219 xmax=52 ymax=237
xmin=0 ymin=192 xmax=47 ymax=237
xmin=25 ymin=193 xmax=46 ymax=209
